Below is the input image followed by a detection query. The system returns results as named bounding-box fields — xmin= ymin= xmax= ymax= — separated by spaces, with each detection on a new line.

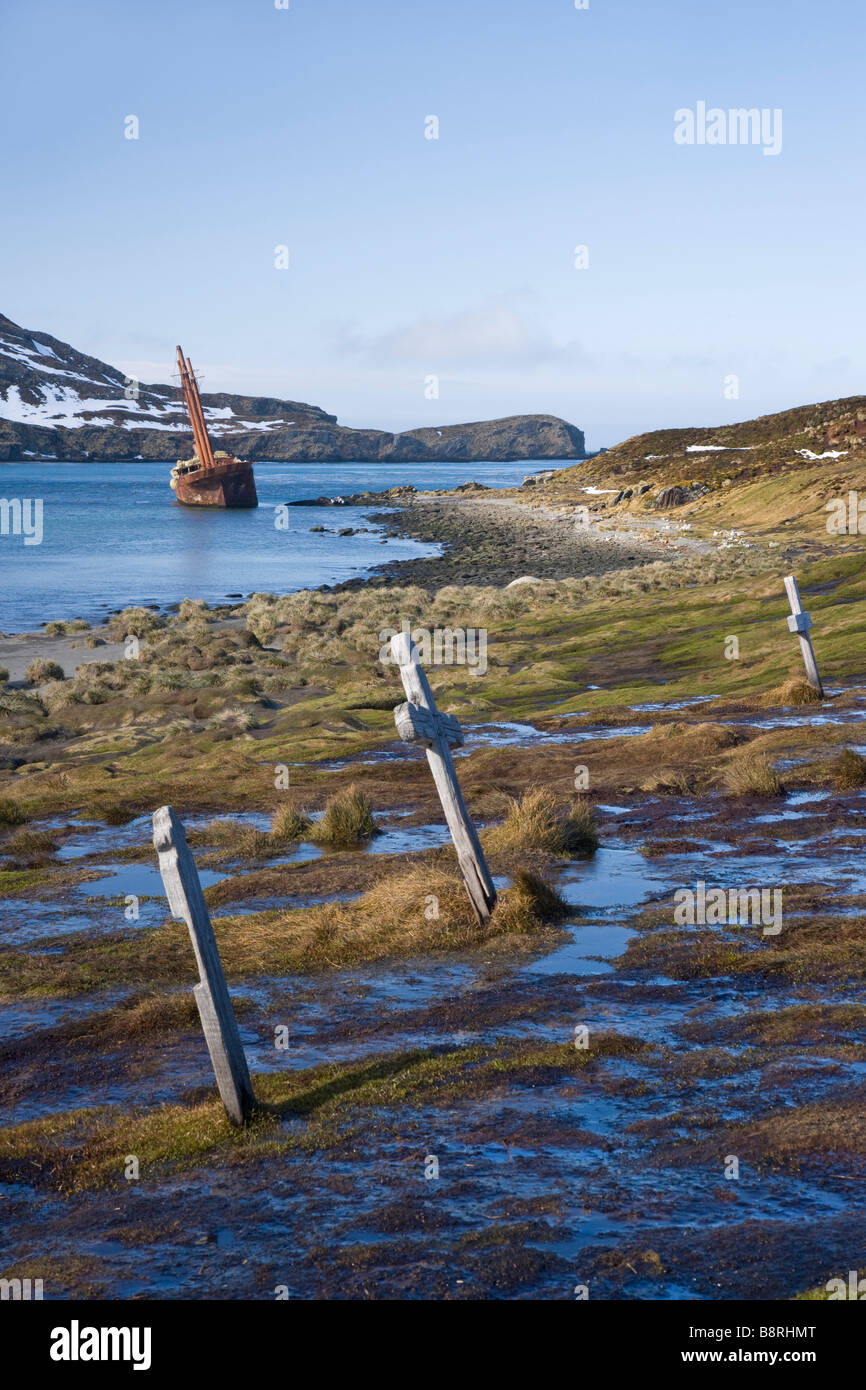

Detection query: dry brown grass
xmin=0 ymin=799 xmax=26 ymax=828
xmin=24 ymin=658 xmax=65 ymax=685
xmin=640 ymin=769 xmax=694 ymax=795
xmin=483 ymin=786 xmax=598 ymax=856
xmin=2 ymin=827 xmax=58 ymax=865
xmin=215 ymin=864 xmax=569 ymax=975
xmin=723 ymin=750 xmax=784 ymax=797
xmin=757 ymin=678 xmax=823 ymax=708
xmin=640 ymin=721 xmax=744 ymax=755
xmin=203 ymin=818 xmax=270 ymax=858
xmin=309 ymin=784 xmax=377 ymax=846
xmin=0 ymin=858 xmax=571 ymax=1000
xmin=833 ymin=749 xmax=866 ymax=790
xmin=270 ymin=801 xmax=313 ymax=842
xmin=713 ymin=1100 xmax=866 ymax=1171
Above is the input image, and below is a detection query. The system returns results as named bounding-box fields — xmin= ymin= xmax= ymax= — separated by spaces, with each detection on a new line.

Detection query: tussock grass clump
xmin=310 ymin=785 xmax=376 ymax=846
xmin=0 ymin=799 xmax=26 ymax=827
xmin=3 ymin=827 xmax=58 ymax=864
xmin=41 ymin=680 xmax=82 ymax=712
xmin=492 ymin=869 xmax=570 ymax=932
xmin=205 ymin=818 xmax=247 ymax=844
xmin=641 ymin=721 xmax=743 ymax=754
xmin=242 ymin=864 xmax=568 ymax=972
xmin=100 ymin=803 xmax=137 ymax=827
xmin=25 ymin=658 xmax=65 ymax=685
xmin=758 ymin=678 xmax=823 ymax=708
xmin=640 ymin=770 xmax=694 ymax=795
xmin=484 ymin=787 xmax=598 ymax=856
xmin=0 ymin=856 xmax=566 ymax=996
xmin=230 ymin=675 xmax=261 ymax=698
xmin=204 ymin=819 xmax=270 ymax=858
xmin=484 ymin=788 xmax=562 ymax=854
xmin=44 ymin=620 xmax=88 ymax=636
xmin=0 ymin=667 xmax=8 ymax=684
xmin=208 ymin=704 xmax=259 ymax=732
xmin=270 ymin=802 xmax=313 ymax=843
xmin=204 ymin=808 xmax=314 ymax=858
xmin=0 ymin=689 xmax=44 ymax=717
xmin=104 ymin=607 xmax=164 ymax=641
xmin=561 ymin=798 xmax=599 ymax=854
xmin=833 ymin=749 xmax=866 ymax=790
xmin=723 ymin=750 xmax=784 ymax=797
xmin=177 ymin=599 xmax=213 ymax=622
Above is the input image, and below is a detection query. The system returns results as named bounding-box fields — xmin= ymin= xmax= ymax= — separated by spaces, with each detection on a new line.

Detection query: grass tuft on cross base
xmin=756 ymin=677 xmax=823 ymax=708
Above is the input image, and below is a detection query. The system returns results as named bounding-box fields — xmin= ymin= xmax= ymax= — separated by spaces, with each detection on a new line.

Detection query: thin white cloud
xmin=336 ymin=301 xmax=593 ymax=370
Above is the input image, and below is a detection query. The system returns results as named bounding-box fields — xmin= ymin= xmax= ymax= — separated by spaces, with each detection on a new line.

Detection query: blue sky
xmin=1 ymin=0 xmax=863 ymax=448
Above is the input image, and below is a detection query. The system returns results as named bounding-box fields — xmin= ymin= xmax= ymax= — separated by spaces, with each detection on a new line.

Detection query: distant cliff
xmin=0 ymin=313 xmax=586 ymax=463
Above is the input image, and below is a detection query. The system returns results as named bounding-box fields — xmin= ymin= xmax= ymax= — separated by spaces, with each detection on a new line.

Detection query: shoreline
xmin=1 ymin=482 xmax=690 ymax=650
xmin=336 ymin=491 xmax=696 ymax=591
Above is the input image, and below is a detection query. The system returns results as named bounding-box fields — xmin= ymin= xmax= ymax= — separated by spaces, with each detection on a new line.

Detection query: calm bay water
xmin=0 ymin=458 xmax=550 ymax=633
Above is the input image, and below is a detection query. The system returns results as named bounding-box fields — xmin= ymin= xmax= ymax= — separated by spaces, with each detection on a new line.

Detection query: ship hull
xmin=173 ymin=458 xmax=258 ymax=509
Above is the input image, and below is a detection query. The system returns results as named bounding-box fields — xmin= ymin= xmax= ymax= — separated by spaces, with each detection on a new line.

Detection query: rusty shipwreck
xmin=170 ymin=345 xmax=258 ymax=508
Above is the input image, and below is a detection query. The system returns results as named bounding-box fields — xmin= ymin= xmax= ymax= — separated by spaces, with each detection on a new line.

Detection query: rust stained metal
xmin=171 ymin=343 xmax=258 ymax=509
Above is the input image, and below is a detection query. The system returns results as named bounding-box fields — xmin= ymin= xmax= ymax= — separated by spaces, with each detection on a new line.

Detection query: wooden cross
xmin=391 ymin=632 xmax=497 ymax=924
xmin=783 ymin=575 xmax=824 ymax=697
xmin=152 ymin=805 xmax=255 ymax=1126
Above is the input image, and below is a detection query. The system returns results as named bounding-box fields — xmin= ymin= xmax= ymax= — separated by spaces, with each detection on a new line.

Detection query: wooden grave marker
xmin=391 ymin=632 xmax=497 ymax=924
xmin=783 ymin=575 xmax=824 ymax=697
xmin=152 ymin=805 xmax=255 ymax=1126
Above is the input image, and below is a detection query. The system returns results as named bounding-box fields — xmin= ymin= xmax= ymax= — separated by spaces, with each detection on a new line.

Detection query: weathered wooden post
xmin=391 ymin=632 xmax=497 ymax=924
xmin=783 ymin=575 xmax=824 ymax=697
xmin=152 ymin=805 xmax=255 ymax=1126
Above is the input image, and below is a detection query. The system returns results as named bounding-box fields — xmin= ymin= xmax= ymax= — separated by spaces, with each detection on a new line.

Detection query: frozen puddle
xmin=735 ymin=707 xmax=866 ymax=730
xmin=364 ymin=822 xmax=453 ymax=854
xmin=559 ymin=846 xmax=670 ymax=910
xmin=79 ymin=861 xmax=225 ymax=899
xmin=528 ymin=922 xmax=637 ymax=977
xmin=0 ymin=900 xmax=108 ymax=947
xmin=628 ymin=695 xmax=720 ymax=714
xmin=458 ymin=721 xmax=653 ymax=750
xmin=526 ymin=847 xmax=669 ymax=978
xmin=54 ymin=811 xmax=272 ymax=861
xmin=0 ymin=990 xmax=133 ymax=1044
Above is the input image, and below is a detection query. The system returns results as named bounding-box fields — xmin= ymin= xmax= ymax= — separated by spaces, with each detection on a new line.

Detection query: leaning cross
xmin=152 ymin=805 xmax=255 ymax=1126
xmin=391 ymin=632 xmax=497 ymax=924
xmin=783 ymin=575 xmax=824 ymax=698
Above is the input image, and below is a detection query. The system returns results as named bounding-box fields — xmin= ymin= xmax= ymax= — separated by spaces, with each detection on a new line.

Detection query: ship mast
xmin=176 ymin=345 xmax=216 ymax=471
